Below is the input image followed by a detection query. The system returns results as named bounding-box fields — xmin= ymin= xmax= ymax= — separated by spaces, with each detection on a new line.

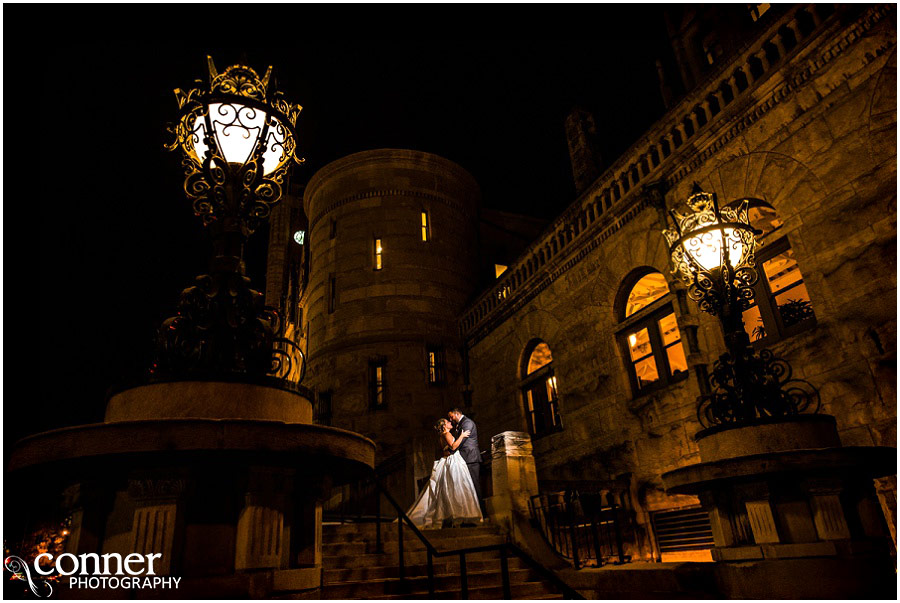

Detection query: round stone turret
xmin=303 ymin=149 xmax=481 ymax=464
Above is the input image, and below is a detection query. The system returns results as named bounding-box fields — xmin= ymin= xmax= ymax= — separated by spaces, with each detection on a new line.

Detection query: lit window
xmin=374 ymin=238 xmax=383 ymax=270
xmin=426 ymin=345 xmax=446 ymax=385
xmin=625 ymin=272 xmax=669 ymax=317
xmin=370 ymin=359 xmax=386 ymax=409
xmin=749 ymin=3 xmax=770 ymax=22
xmin=293 ymin=230 xmax=305 ymax=245
xmin=521 ymin=340 xmax=562 ymax=438
xmin=494 ymin=264 xmax=508 ymax=278
xmin=727 ymin=199 xmax=816 ymax=344
xmin=742 ymin=239 xmax=816 ymax=343
xmin=618 ymin=271 xmax=688 ymax=395
xmin=421 ymin=211 xmax=429 ymax=242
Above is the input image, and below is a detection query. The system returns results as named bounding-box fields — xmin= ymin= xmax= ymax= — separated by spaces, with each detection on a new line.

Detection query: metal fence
xmin=529 ymin=489 xmax=630 ymax=568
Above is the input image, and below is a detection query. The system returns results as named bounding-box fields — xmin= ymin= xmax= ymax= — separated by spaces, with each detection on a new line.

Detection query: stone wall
xmin=302 ymin=149 xmax=481 ymax=501
xmin=463 ymin=4 xmax=896 ymax=559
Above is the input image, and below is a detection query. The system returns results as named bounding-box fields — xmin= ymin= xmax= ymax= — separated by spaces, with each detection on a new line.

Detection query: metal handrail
xmin=530 ymin=489 xmax=629 ymax=569
xmin=369 ymin=473 xmax=583 ymax=599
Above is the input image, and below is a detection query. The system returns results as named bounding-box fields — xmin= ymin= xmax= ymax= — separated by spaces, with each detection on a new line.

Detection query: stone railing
xmin=460 ymin=4 xmax=843 ymax=342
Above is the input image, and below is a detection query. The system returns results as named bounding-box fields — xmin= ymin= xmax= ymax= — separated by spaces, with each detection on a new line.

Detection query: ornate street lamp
xmin=153 ymin=56 xmax=305 ymax=382
xmin=663 ymin=184 xmax=817 ymax=428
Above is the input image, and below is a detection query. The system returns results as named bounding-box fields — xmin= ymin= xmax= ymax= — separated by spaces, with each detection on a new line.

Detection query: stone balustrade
xmin=460 ymin=4 xmax=838 ymax=341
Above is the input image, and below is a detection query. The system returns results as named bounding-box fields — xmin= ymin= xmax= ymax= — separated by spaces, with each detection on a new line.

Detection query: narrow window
xmin=426 ymin=345 xmax=446 ymax=385
xmin=374 ymin=238 xmax=383 ymax=270
xmin=421 ymin=211 xmax=429 ymax=242
xmin=330 ymin=218 xmax=337 ymax=239
xmin=370 ymin=359 xmax=386 ymax=409
xmin=520 ymin=340 xmax=562 ymax=438
xmin=328 ymin=275 xmax=336 ymax=314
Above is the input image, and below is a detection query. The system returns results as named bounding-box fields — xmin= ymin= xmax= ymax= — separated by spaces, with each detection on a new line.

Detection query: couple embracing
xmin=407 ymin=408 xmax=484 ymax=528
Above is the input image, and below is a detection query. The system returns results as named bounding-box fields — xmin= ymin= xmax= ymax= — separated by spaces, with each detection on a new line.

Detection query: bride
xmin=406 ymin=418 xmax=484 ymax=528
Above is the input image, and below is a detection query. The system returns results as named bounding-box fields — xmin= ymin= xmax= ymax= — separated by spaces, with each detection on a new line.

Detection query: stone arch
xmin=674 ymin=151 xmax=827 ymax=219
xmin=511 ymin=308 xmax=562 ymax=380
xmin=614 ymin=266 xmax=670 ymax=322
xmin=867 ymin=47 xmax=897 ymax=163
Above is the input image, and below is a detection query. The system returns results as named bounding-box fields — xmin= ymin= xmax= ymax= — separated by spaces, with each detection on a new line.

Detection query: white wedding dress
xmin=406 ymin=449 xmax=483 ymax=528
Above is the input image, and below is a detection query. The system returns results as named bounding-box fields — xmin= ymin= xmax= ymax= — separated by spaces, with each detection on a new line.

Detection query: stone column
xmin=235 ymin=468 xmax=292 ymax=570
xmin=874 ymin=475 xmax=897 ymax=550
xmin=127 ymin=476 xmax=188 ymax=575
xmin=61 ymin=482 xmax=115 ymax=556
xmin=488 ymin=431 xmax=539 ymax=530
xmin=737 ymin=482 xmax=780 ymax=544
xmin=806 ymin=478 xmax=851 ymax=540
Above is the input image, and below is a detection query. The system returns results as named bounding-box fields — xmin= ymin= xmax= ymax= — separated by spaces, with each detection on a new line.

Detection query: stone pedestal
xmin=488 ymin=431 xmax=539 ymax=530
xmin=663 ymin=415 xmax=896 ymax=599
xmin=7 ymin=379 xmax=376 ymax=599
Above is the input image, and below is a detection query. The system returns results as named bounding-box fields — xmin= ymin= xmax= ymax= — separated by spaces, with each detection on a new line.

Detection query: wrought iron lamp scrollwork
xmin=663 ymin=184 xmax=818 ymax=428
xmin=152 ymin=56 xmax=305 ymax=385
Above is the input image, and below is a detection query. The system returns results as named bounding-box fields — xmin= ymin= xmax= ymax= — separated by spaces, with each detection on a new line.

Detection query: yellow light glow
xmin=191 ymin=103 xmax=288 ymax=175
xmin=628 ymin=333 xmax=637 ymax=347
xmin=495 ymin=264 xmax=508 ymax=278
xmin=684 ymin=227 xmax=744 ymax=272
xmin=421 ymin=212 xmax=429 ymax=241
xmin=375 ymin=238 xmax=383 ymax=270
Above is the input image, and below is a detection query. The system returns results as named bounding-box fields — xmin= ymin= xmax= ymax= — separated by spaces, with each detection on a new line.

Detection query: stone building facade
xmin=268 ymin=3 xmax=896 ymax=560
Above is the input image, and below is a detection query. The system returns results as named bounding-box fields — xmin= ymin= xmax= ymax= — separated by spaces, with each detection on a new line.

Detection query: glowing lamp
xmin=659 ymin=185 xmax=818 ymax=430
xmin=190 ymin=103 xmax=292 ymax=175
xmin=165 ymin=56 xmax=303 ymax=231
xmin=663 ymin=185 xmax=758 ymax=291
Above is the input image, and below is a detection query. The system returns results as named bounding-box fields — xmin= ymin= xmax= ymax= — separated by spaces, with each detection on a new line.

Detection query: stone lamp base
xmin=663 ymin=415 xmax=896 ymax=599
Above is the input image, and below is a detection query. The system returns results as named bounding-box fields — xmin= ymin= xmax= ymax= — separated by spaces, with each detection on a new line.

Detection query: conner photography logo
xmin=4 ymin=552 xmax=180 ymax=598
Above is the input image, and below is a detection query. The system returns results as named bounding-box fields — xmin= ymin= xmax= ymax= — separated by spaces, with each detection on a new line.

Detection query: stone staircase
xmin=320 ymin=522 xmax=567 ymax=599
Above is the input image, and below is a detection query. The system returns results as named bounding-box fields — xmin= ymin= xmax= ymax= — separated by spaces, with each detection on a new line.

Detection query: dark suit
xmin=453 ymin=415 xmax=483 ymax=504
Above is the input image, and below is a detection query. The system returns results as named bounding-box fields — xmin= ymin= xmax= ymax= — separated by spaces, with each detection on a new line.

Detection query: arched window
xmin=521 ymin=340 xmax=562 ymax=438
xmin=617 ymin=270 xmax=689 ymax=395
xmin=732 ymin=199 xmax=816 ymax=343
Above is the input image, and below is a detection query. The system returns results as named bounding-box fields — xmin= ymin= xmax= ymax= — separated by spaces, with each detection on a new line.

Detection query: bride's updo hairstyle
xmin=434 ymin=418 xmax=449 ymax=433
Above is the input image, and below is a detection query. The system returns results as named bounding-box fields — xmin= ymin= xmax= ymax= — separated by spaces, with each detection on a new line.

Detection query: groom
xmin=448 ymin=407 xmax=483 ymax=513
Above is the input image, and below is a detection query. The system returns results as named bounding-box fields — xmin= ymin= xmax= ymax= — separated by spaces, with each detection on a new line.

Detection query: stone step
xmin=323 ymin=524 xmax=500 ymax=544
xmin=324 ymin=557 xmax=530 ymax=584
xmin=324 ymin=547 xmax=508 ymax=568
xmin=323 ymin=534 xmax=505 ymax=557
xmin=322 ymin=569 xmax=549 ymax=599
xmin=359 ymin=580 xmax=559 ymax=599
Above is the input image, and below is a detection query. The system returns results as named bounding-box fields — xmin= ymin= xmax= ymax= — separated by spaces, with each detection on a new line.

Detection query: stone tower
xmin=302 ymin=149 xmax=481 ymax=502
xmin=564 ymin=107 xmax=602 ymax=195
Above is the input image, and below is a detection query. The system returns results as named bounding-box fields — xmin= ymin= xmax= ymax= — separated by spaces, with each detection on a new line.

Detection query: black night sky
xmin=10 ymin=4 xmax=674 ymax=457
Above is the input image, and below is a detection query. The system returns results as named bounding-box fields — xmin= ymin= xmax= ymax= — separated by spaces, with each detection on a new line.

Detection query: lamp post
xmin=663 ymin=184 xmax=817 ymax=429
xmin=153 ymin=56 xmax=305 ymax=382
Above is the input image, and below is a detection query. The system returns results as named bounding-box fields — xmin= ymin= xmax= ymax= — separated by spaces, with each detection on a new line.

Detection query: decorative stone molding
xmin=308 ymin=188 xmax=473 ymax=231
xmin=459 ymin=4 xmax=893 ymax=345
xmin=128 ymin=477 xmax=189 ymax=501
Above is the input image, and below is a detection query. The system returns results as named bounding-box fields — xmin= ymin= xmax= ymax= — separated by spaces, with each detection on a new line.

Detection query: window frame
xmin=369 ymin=358 xmax=387 ymax=410
xmin=617 ymin=292 xmax=689 ymax=398
xmin=426 ymin=345 xmax=446 ymax=386
xmin=421 ymin=210 xmax=430 ymax=242
xmin=744 ymin=236 xmax=817 ymax=346
xmin=374 ymin=237 xmax=383 ymax=271
xmin=520 ymin=341 xmax=563 ymax=439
